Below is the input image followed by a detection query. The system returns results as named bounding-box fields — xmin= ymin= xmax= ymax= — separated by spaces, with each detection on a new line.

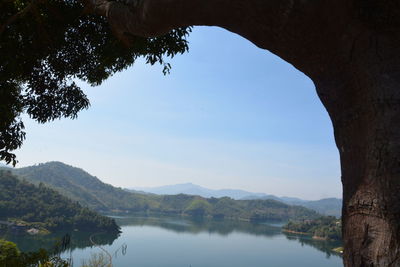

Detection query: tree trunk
xmin=87 ymin=0 xmax=400 ymax=265
xmin=340 ymin=111 xmax=400 ymax=266
xmin=316 ymin=79 xmax=400 ymax=265
xmin=313 ymin=26 xmax=400 ymax=265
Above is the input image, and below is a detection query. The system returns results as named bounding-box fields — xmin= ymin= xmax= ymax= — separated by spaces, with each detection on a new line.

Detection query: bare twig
xmin=89 ymin=233 xmax=113 ymax=267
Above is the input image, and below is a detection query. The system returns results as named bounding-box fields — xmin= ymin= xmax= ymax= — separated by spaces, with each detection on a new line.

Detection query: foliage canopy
xmin=0 ymin=239 xmax=20 ymax=265
xmin=0 ymin=0 xmax=191 ymax=165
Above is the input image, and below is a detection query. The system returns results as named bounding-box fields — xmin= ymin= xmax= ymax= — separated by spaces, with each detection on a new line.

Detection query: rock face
xmin=89 ymin=0 xmax=400 ymax=265
xmin=27 ymin=228 xmax=39 ymax=235
xmin=1 ymin=0 xmax=397 ymax=264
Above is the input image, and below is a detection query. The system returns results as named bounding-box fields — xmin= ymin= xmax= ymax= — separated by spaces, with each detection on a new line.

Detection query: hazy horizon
xmin=9 ymin=160 xmax=341 ymax=201
xmin=131 ymin=182 xmax=342 ymax=200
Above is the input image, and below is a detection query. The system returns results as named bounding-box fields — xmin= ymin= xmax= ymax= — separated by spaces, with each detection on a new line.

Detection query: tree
xmin=1 ymin=0 xmax=399 ymax=265
xmin=0 ymin=0 xmax=191 ymax=165
xmin=0 ymin=239 xmax=21 ymax=266
xmin=0 ymin=238 xmax=71 ymax=266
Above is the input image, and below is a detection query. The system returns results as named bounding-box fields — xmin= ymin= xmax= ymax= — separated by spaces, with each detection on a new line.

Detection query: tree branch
xmin=0 ymin=0 xmax=44 ymax=36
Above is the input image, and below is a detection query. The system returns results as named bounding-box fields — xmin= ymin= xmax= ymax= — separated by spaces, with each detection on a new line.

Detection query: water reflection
xmin=283 ymin=233 xmax=342 ymax=258
xmin=1 ymin=229 xmax=120 ymax=252
xmin=114 ymin=215 xmax=342 ymax=258
xmin=114 ymin=215 xmax=283 ymax=237
xmin=4 ymin=215 xmax=342 ymax=261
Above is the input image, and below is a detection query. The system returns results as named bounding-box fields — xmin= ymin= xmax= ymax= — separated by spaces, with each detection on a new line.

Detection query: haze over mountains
xmin=133 ymin=183 xmax=280 ymax=200
xmin=131 ymin=183 xmax=342 ymax=217
xmin=5 ymin=162 xmax=320 ymax=221
xmin=0 ymin=163 xmax=11 ymax=168
xmin=3 ymin=161 xmax=341 ymax=217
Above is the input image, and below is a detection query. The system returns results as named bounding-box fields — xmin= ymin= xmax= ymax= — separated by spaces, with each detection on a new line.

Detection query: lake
xmin=7 ymin=215 xmax=343 ymax=266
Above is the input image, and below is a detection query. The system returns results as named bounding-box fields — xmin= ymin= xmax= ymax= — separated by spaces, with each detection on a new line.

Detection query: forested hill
xmin=133 ymin=183 xmax=342 ymax=217
xmin=0 ymin=170 xmax=119 ymax=232
xmin=283 ymin=216 xmax=341 ymax=241
xmin=10 ymin=162 xmax=319 ymax=221
xmin=12 ymin=162 xmax=158 ymax=212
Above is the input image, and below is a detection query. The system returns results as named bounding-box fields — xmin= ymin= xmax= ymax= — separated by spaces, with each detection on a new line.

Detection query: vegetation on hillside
xmin=155 ymin=194 xmax=318 ymax=221
xmin=1 ymin=237 xmax=116 ymax=267
xmin=0 ymin=237 xmax=72 ymax=266
xmin=283 ymin=216 xmax=341 ymax=241
xmin=11 ymin=162 xmax=320 ymax=222
xmin=13 ymin=162 xmax=159 ymax=212
xmin=0 ymin=170 xmax=120 ymax=232
xmin=297 ymin=198 xmax=342 ymax=218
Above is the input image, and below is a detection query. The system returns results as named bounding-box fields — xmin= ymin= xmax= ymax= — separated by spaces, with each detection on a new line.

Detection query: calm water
xmin=6 ymin=216 xmax=343 ymax=266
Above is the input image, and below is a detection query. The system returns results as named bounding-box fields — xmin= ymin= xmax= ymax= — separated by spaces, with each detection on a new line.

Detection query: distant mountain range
xmin=132 ymin=183 xmax=274 ymax=199
xmin=0 ymin=163 xmax=11 ymax=168
xmin=3 ymin=162 xmax=321 ymax=221
xmin=130 ymin=183 xmax=342 ymax=217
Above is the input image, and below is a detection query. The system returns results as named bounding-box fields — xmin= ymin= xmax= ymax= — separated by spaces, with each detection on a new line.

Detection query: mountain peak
xmin=131 ymin=183 xmax=342 ymax=217
xmin=12 ymin=162 xmax=342 ymax=217
xmin=40 ymin=161 xmax=71 ymax=167
xmin=181 ymin=182 xmax=196 ymax=186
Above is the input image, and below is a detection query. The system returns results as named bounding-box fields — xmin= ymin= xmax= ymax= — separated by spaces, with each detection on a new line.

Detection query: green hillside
xmin=0 ymin=170 xmax=119 ymax=232
xmin=300 ymin=198 xmax=342 ymax=217
xmin=13 ymin=162 xmax=158 ymax=212
xmin=283 ymin=216 xmax=342 ymax=241
xmin=158 ymin=194 xmax=319 ymax=221
xmin=11 ymin=162 xmax=319 ymax=221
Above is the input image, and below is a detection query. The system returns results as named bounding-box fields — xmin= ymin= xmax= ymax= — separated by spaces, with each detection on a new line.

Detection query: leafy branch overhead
xmin=0 ymin=0 xmax=191 ymax=165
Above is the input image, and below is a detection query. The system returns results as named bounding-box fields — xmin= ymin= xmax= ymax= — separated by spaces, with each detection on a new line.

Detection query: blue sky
xmin=15 ymin=26 xmax=341 ymax=200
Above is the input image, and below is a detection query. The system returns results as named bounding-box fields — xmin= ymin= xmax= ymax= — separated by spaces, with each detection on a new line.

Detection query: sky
xmin=14 ymin=26 xmax=342 ymax=200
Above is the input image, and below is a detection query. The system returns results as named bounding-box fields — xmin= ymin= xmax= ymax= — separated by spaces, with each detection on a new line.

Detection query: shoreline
xmin=282 ymin=229 xmax=329 ymax=241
